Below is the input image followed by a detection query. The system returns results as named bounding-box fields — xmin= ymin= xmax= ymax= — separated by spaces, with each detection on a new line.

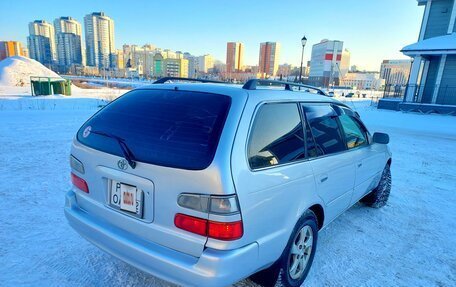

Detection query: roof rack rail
xmin=242 ymin=79 xmax=327 ymax=96
xmin=153 ymin=77 xmax=225 ymax=84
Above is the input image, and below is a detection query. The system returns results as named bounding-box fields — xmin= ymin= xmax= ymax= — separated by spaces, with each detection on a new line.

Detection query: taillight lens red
xmin=174 ymin=213 xmax=207 ymax=236
xmin=208 ymin=220 xmax=243 ymax=241
xmin=71 ymin=172 xmax=89 ymax=193
xmin=174 ymin=213 xmax=243 ymax=241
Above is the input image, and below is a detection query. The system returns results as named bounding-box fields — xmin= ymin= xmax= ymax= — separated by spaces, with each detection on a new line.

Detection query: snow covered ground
xmin=0 ymin=96 xmax=455 ymax=286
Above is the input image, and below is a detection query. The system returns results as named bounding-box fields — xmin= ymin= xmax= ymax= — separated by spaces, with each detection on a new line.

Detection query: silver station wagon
xmin=65 ymin=78 xmax=392 ymax=287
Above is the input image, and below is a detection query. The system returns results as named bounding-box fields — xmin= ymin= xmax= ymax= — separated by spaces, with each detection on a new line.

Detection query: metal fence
xmin=383 ymin=84 xmax=456 ymax=105
xmin=383 ymin=84 xmax=407 ymax=99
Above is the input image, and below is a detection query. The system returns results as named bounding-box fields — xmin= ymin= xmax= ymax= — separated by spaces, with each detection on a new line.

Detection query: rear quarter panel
xmin=230 ymin=96 xmax=324 ymax=266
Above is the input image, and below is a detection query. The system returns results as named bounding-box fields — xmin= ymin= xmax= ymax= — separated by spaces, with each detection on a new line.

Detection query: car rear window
xmin=77 ymin=89 xmax=231 ymax=170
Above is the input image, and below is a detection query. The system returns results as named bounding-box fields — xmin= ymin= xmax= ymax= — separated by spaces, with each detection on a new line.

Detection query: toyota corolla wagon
xmin=65 ymin=78 xmax=392 ymax=287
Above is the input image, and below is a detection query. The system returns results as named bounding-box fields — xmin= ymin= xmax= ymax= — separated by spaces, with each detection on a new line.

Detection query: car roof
xmin=138 ymin=83 xmax=346 ymax=106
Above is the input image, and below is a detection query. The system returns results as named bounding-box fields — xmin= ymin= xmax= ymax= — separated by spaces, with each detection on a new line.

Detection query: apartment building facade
xmin=0 ymin=41 xmax=25 ymax=60
xmin=197 ymin=54 xmax=214 ymax=73
xmin=27 ymin=20 xmax=57 ymax=66
xmin=226 ymin=42 xmax=244 ymax=73
xmin=54 ymin=17 xmax=84 ymax=71
xmin=258 ymin=42 xmax=280 ymax=78
xmin=380 ymin=59 xmax=412 ymax=86
xmin=308 ymin=39 xmax=350 ymax=87
xmin=84 ymin=12 xmax=115 ymax=69
xmin=153 ymin=52 xmax=188 ymax=78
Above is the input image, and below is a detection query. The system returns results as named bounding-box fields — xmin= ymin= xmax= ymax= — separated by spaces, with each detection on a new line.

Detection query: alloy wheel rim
xmin=288 ymin=225 xmax=313 ymax=280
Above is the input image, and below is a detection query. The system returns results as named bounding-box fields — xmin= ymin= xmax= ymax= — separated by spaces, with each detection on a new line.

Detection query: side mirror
xmin=373 ymin=132 xmax=389 ymax=144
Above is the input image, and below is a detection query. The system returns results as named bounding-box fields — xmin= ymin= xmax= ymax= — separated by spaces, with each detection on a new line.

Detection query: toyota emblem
xmin=117 ymin=159 xmax=128 ymax=170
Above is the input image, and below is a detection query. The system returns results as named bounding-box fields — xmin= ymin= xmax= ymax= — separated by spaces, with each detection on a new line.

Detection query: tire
xmin=250 ymin=210 xmax=318 ymax=287
xmin=361 ymin=164 xmax=392 ymax=208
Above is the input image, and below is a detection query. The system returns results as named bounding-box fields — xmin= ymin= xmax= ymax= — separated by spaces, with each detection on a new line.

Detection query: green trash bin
xmin=31 ymin=80 xmax=39 ymax=95
xmin=51 ymin=81 xmax=65 ymax=95
xmin=42 ymin=81 xmax=52 ymax=95
xmin=30 ymin=77 xmax=71 ymax=96
xmin=32 ymin=80 xmax=52 ymax=95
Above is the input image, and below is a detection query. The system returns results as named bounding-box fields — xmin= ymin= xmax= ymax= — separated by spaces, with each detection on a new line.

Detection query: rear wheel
xmin=361 ymin=164 xmax=392 ymax=208
xmin=250 ymin=210 xmax=318 ymax=287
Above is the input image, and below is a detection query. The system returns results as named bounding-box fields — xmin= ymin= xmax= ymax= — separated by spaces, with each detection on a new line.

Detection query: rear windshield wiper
xmin=90 ymin=129 xmax=137 ymax=169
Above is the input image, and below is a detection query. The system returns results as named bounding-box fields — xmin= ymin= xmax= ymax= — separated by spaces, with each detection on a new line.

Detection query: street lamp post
xmin=299 ymin=35 xmax=307 ymax=83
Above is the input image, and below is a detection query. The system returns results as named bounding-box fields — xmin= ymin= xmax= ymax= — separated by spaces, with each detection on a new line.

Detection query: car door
xmin=335 ymin=106 xmax=385 ymax=205
xmin=301 ymin=103 xmax=356 ymax=223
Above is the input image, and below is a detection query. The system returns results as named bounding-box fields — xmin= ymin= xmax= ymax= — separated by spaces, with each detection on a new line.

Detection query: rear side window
xmin=248 ymin=103 xmax=305 ymax=169
xmin=302 ymin=104 xmax=346 ymax=155
xmin=77 ymin=89 xmax=231 ymax=170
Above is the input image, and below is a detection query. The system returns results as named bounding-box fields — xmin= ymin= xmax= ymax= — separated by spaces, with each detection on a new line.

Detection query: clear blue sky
xmin=0 ymin=0 xmax=424 ymax=71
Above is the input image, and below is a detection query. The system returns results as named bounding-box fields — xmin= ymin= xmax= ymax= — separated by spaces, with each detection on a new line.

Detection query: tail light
xmin=175 ymin=194 xmax=243 ymax=241
xmin=208 ymin=220 xmax=243 ymax=240
xmin=174 ymin=214 xmax=207 ymax=236
xmin=71 ymin=172 xmax=89 ymax=193
xmin=174 ymin=213 xmax=243 ymax=241
xmin=178 ymin=194 xmax=239 ymax=214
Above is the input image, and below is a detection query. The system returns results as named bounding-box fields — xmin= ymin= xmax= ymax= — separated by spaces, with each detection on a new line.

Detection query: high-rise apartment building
xmin=308 ymin=39 xmax=349 ymax=87
xmin=0 ymin=41 xmax=25 ymax=60
xmin=380 ymin=59 xmax=412 ymax=86
xmin=197 ymin=54 xmax=214 ymax=73
xmin=84 ymin=12 xmax=115 ymax=69
xmin=226 ymin=42 xmax=244 ymax=73
xmin=27 ymin=20 xmax=57 ymax=65
xmin=54 ymin=17 xmax=83 ymax=70
xmin=258 ymin=42 xmax=280 ymax=78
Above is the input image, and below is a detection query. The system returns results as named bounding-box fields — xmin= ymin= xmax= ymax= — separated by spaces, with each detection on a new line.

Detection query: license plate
xmin=110 ymin=180 xmax=143 ymax=218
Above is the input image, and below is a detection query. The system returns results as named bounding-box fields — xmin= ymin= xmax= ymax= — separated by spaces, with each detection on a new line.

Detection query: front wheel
xmin=361 ymin=164 xmax=392 ymax=208
xmin=250 ymin=210 xmax=318 ymax=287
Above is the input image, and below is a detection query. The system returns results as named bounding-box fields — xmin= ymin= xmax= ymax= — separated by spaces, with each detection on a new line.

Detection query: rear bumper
xmin=64 ymin=190 xmax=259 ymax=287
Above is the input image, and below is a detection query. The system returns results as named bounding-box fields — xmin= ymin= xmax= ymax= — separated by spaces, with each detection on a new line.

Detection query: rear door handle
xmin=357 ymin=162 xmax=363 ymax=168
xmin=320 ymin=176 xmax=328 ymax=183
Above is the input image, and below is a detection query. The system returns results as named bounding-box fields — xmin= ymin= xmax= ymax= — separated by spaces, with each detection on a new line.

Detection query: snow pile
xmin=0 ymin=56 xmax=62 ymax=87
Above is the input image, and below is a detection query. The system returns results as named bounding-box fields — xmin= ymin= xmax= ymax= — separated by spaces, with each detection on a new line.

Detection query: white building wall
xmin=309 ymin=39 xmax=344 ymax=86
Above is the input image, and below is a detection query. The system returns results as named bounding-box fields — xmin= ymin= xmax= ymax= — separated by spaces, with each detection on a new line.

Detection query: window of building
xmin=248 ymin=103 xmax=305 ymax=169
xmin=302 ymin=104 xmax=346 ymax=155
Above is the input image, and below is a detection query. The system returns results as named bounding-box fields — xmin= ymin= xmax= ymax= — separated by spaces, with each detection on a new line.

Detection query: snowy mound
xmin=0 ymin=56 xmax=62 ymax=87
